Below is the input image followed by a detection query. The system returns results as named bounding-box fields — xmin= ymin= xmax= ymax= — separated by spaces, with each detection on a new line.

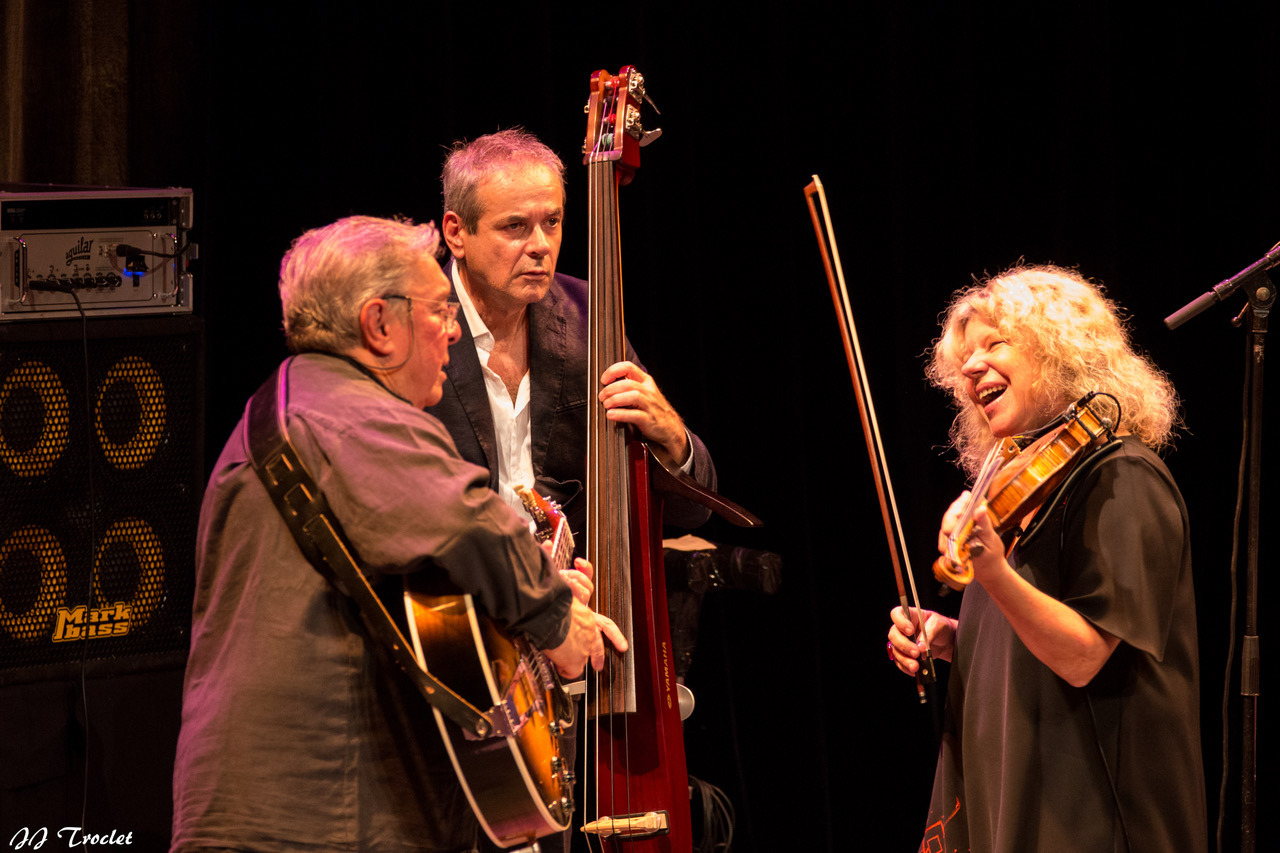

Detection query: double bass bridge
xmin=582 ymin=811 xmax=671 ymax=840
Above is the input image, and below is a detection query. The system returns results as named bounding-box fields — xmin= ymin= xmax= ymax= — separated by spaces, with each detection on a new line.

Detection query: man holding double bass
xmin=429 ymin=127 xmax=717 ymax=545
xmin=428 ymin=127 xmax=719 ymax=853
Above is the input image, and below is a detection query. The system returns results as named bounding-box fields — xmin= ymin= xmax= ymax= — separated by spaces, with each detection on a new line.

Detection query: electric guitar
xmin=402 ymin=486 xmax=576 ymax=848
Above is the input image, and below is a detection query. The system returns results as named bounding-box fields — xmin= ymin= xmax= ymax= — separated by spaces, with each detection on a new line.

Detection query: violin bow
xmin=803 ymin=175 xmax=936 ymax=702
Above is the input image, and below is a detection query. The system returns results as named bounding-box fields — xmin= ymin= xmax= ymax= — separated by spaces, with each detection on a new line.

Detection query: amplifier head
xmin=0 ymin=186 xmax=195 ymax=320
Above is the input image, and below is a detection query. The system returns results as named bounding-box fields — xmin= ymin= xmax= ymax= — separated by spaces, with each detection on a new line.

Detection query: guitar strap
xmin=244 ymin=358 xmax=493 ymax=738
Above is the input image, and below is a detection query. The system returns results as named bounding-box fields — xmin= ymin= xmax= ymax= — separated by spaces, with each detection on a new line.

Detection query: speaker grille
xmin=0 ymin=316 xmax=203 ymax=681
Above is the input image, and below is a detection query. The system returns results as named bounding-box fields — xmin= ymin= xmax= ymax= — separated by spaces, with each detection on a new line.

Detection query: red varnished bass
xmin=580 ymin=66 xmax=691 ymax=852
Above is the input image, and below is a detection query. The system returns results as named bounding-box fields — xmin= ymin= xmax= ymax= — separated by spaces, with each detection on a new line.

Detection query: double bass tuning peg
xmin=623 ymin=104 xmax=663 ymax=147
xmin=639 ymin=91 xmax=661 ymax=115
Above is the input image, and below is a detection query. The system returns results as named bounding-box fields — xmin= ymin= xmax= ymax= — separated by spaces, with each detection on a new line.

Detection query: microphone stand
xmin=1167 ymin=256 xmax=1275 ymax=853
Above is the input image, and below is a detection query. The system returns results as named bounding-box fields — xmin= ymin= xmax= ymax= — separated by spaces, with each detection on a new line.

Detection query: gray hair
xmin=279 ymin=216 xmax=441 ymax=354
xmin=442 ymin=128 xmax=565 ymax=232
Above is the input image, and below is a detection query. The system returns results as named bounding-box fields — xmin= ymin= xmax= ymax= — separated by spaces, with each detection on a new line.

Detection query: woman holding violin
xmin=887 ymin=265 xmax=1206 ymax=853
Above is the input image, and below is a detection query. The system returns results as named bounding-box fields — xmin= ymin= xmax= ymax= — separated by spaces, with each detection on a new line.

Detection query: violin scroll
xmin=933 ymin=544 xmax=979 ymax=591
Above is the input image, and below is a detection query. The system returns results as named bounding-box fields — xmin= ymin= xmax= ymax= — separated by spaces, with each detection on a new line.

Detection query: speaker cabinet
xmin=0 ymin=315 xmax=203 ymax=683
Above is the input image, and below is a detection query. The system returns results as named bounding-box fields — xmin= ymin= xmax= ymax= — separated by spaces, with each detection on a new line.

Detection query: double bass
xmin=580 ymin=66 xmax=760 ymax=851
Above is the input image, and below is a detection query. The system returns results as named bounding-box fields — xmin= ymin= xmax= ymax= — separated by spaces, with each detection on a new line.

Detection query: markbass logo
xmin=51 ymin=601 xmax=133 ymax=642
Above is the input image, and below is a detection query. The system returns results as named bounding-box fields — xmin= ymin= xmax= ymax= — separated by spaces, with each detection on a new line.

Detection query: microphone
xmin=1213 ymin=242 xmax=1280 ymax=293
xmin=1165 ymin=241 xmax=1280 ymax=329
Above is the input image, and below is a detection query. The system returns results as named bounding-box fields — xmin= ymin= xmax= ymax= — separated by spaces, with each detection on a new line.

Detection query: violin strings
xmin=949 ymin=442 xmax=1009 ymax=561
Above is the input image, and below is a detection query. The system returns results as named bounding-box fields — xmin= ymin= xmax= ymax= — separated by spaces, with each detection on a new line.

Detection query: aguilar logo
xmin=51 ymin=601 xmax=132 ymax=642
xmin=64 ymin=236 xmax=93 ymax=267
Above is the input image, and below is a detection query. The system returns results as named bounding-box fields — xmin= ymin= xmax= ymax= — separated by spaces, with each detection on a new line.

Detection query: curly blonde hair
xmin=927 ymin=264 xmax=1179 ymax=478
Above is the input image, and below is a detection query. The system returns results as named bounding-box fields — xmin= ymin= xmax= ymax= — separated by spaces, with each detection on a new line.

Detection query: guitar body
xmin=403 ymin=583 xmax=574 ymax=848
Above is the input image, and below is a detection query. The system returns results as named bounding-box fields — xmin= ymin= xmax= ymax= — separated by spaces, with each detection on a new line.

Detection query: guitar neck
xmin=549 ymin=512 xmax=574 ymax=575
xmin=515 ymin=484 xmax=576 ymax=576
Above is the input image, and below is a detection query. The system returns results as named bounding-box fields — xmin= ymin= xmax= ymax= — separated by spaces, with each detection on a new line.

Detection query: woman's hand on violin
xmin=941 ymin=505 xmax=1122 ymax=688
xmin=887 ymin=606 xmax=957 ymax=675
xmin=938 ymin=495 xmax=1011 ymax=586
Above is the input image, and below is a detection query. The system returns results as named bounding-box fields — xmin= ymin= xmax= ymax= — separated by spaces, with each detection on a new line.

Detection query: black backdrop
xmin=7 ymin=2 xmax=1277 ymax=851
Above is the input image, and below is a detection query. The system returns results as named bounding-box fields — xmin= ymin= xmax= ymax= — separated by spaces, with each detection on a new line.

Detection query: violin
xmin=933 ymin=392 xmax=1120 ymax=590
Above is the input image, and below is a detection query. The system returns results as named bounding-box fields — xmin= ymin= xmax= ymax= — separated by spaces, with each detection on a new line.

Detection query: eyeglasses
xmin=384 ymin=295 xmax=459 ymax=328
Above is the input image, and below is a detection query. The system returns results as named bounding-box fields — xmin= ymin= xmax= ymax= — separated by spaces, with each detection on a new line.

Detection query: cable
xmin=28 ymin=280 xmax=97 ymax=831
xmin=1214 ymin=333 xmax=1250 ymax=853
xmin=690 ymin=775 xmax=735 ymax=852
xmin=113 ymin=241 xmax=191 ymax=261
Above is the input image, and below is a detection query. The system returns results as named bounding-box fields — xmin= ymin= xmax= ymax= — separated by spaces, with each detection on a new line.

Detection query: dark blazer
xmin=426 ymin=260 xmax=716 ymax=540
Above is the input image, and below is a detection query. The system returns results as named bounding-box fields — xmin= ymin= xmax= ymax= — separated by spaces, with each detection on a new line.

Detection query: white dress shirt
xmin=451 ymin=264 xmax=535 ymax=523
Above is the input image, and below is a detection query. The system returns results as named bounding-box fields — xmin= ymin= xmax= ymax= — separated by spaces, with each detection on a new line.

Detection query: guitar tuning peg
xmin=639 ymin=127 xmax=663 ymax=148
